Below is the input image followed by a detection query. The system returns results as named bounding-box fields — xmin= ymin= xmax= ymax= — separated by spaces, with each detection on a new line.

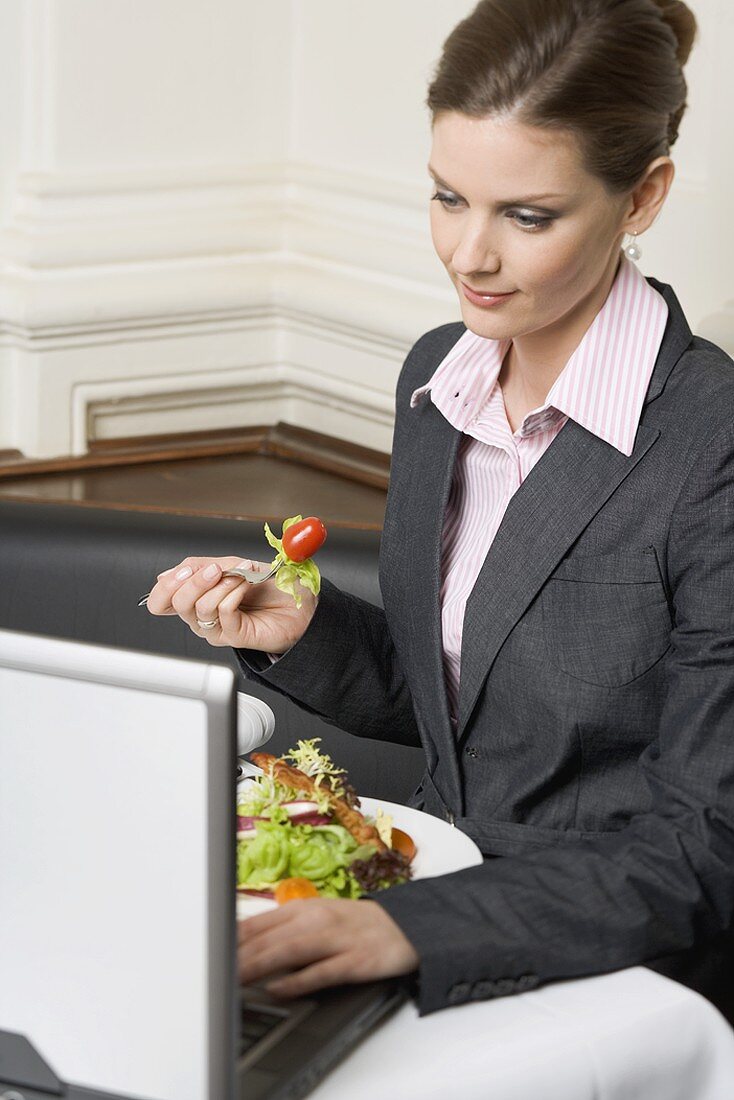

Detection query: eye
xmin=509 ymin=211 xmax=553 ymax=231
xmin=430 ymin=190 xmax=463 ymax=210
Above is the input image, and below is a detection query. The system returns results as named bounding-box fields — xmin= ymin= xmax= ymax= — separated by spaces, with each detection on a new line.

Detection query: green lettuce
xmin=263 ymin=515 xmax=321 ymax=609
xmin=237 ymin=819 xmax=378 ymax=898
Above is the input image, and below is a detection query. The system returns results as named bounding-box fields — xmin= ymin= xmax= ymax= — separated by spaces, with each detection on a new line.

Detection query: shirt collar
xmin=411 ymin=255 xmax=669 ymax=456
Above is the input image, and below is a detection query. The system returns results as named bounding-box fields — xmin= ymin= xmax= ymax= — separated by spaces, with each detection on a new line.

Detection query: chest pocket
xmin=540 ymin=547 xmax=672 ymax=687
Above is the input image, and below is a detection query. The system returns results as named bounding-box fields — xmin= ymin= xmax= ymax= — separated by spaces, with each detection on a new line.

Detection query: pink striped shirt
xmin=410 ymin=255 xmax=669 ymax=725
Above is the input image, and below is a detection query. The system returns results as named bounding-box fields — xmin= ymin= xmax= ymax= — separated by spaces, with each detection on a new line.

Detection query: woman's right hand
xmin=144 ymin=556 xmax=317 ymax=653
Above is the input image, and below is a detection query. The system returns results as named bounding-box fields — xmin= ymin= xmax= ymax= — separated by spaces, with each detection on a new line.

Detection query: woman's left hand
xmin=238 ymin=898 xmax=420 ymax=997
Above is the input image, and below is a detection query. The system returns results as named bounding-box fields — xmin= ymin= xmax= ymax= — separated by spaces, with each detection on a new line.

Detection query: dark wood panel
xmin=0 ymin=422 xmax=391 ymax=490
xmin=0 ymin=451 xmax=387 ymax=529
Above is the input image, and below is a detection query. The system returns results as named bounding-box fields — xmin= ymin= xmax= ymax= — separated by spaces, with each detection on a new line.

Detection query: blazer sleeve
xmin=233 ymin=577 xmax=422 ymax=748
xmin=371 ymin=417 xmax=734 ymax=1015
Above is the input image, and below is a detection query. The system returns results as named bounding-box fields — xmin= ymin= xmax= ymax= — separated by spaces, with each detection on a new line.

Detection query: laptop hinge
xmin=0 ymin=1030 xmax=64 ymax=1095
xmin=0 ymin=1029 xmax=129 ymax=1100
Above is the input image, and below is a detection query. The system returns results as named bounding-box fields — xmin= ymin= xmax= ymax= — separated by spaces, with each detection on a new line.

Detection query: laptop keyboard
xmin=239 ymin=987 xmax=317 ymax=1065
xmin=240 ymin=1002 xmax=289 ymax=1055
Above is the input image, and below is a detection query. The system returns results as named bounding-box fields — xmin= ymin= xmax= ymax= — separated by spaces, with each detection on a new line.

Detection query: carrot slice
xmin=274 ymin=877 xmax=320 ymax=904
xmin=391 ymin=827 xmax=417 ymax=863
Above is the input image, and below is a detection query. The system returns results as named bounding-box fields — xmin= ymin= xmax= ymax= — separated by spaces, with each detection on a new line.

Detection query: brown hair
xmin=426 ymin=0 xmax=698 ymax=193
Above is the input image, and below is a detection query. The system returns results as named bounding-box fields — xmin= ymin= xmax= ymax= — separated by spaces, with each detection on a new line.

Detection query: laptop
xmin=0 ymin=628 xmax=410 ymax=1100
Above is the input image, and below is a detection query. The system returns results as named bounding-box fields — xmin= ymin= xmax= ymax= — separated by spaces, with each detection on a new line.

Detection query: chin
xmin=460 ymin=307 xmax=515 ymax=342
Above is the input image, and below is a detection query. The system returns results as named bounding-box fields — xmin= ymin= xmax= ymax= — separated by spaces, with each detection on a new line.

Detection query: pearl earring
xmin=624 ymin=230 xmax=642 ymax=262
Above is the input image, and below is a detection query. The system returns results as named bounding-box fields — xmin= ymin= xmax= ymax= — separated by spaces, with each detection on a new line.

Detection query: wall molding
xmin=0 ymin=160 xmax=460 ymax=458
xmin=73 ymin=351 xmax=396 ymax=457
xmin=1 ymin=158 xmax=723 ymax=460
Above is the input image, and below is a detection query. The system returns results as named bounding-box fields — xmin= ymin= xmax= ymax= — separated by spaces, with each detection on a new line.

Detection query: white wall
xmin=0 ymin=0 xmax=731 ymax=460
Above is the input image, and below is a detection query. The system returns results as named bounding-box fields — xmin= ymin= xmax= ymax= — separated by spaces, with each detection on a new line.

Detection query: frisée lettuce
xmin=237 ymin=738 xmax=413 ymax=899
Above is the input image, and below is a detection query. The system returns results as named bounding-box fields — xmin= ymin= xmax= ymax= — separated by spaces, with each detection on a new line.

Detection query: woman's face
xmin=429 ymin=111 xmax=630 ymax=341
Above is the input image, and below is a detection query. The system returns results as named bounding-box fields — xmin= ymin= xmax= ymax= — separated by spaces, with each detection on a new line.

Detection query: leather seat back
xmin=0 ymin=500 xmax=423 ymax=801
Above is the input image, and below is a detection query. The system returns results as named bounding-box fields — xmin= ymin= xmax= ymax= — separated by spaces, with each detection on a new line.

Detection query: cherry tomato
xmin=281 ymin=516 xmax=328 ymax=562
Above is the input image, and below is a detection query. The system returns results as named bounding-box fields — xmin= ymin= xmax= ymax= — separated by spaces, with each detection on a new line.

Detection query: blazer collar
xmin=643 ymin=278 xmax=693 ymax=405
xmin=412 ymin=258 xmax=671 ymax=458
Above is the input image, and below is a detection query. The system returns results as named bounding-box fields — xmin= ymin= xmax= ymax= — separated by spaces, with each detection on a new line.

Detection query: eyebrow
xmin=427 ymin=164 xmax=566 ymax=208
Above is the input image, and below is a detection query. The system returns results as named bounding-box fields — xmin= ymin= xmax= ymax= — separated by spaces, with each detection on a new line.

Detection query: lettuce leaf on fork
xmin=263 ymin=514 xmax=321 ymax=609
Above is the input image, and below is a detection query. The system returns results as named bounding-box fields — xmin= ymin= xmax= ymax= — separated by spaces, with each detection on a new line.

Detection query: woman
xmin=146 ymin=0 xmax=734 ymax=1018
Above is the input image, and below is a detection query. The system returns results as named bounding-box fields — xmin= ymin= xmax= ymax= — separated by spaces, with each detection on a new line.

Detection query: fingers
xmin=238 ymin=901 xmax=357 ymax=983
xmin=144 ymin=559 xmax=196 ymax=615
xmin=265 ymin=956 xmax=354 ymax=999
xmin=145 ymin=556 xmax=247 ymax=618
xmin=238 ymin=902 xmax=343 ymax=988
xmin=173 ymin=561 xmax=244 ymax=637
xmin=239 ymin=928 xmax=333 ymax=990
xmin=145 ymin=557 xmax=210 ymax=615
xmin=238 ymin=904 xmax=297 ymax=946
xmin=144 ymin=554 xmax=281 ymax=648
xmin=237 ymin=899 xmax=421 ymax=996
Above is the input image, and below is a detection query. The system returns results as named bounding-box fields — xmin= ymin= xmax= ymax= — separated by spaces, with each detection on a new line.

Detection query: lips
xmin=460 ymin=282 xmax=516 ymax=308
xmin=462 ymin=282 xmax=514 ymax=297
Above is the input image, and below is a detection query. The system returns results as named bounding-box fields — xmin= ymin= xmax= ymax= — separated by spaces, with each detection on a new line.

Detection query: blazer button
xmin=465 ymin=747 xmax=479 ymax=758
xmin=494 ymin=978 xmax=516 ymax=996
xmin=448 ymin=981 xmax=472 ymax=1004
xmin=471 ymin=979 xmax=498 ymax=999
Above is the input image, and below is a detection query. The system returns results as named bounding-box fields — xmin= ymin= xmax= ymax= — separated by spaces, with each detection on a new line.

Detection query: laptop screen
xmin=0 ymin=629 xmax=236 ymax=1100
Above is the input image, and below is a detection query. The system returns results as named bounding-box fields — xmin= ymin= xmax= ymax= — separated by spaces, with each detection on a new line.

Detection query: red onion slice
xmin=290 ymin=812 xmax=332 ymax=826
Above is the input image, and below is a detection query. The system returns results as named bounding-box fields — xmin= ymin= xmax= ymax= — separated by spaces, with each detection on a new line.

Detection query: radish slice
xmin=282 ymin=801 xmax=321 ymax=816
xmin=237 ymin=815 xmax=265 ymax=830
xmin=281 ymin=800 xmax=332 ymax=825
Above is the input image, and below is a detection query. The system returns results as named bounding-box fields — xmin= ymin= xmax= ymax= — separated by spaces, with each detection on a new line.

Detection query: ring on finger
xmin=196 ymin=616 xmax=219 ymax=630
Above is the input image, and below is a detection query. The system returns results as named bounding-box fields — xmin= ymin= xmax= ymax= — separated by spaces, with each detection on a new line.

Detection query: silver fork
xmin=137 ymin=561 xmax=281 ymax=607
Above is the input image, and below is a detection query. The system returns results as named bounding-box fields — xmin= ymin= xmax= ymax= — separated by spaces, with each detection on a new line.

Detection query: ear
xmin=622 ymin=156 xmax=676 ymax=235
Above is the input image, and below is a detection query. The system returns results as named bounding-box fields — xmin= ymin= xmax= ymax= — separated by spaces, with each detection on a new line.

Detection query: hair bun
xmin=649 ymin=0 xmax=698 ymax=66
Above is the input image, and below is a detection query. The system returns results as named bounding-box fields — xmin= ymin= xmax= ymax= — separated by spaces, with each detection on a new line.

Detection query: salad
xmin=237 ymin=738 xmax=416 ymax=904
xmin=264 ymin=515 xmax=327 ymax=608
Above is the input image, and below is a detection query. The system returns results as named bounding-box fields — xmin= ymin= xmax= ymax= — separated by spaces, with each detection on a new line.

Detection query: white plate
xmin=236 ymin=795 xmax=482 ymax=920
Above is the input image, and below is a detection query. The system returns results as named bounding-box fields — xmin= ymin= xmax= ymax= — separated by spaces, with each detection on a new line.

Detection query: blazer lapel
xmin=456 ymin=420 xmax=661 ymax=747
xmin=455 ymin=277 xmax=692 ymax=751
xmin=388 ymin=395 xmax=461 ymax=784
xmin=392 ymin=278 xmax=690 ymax=805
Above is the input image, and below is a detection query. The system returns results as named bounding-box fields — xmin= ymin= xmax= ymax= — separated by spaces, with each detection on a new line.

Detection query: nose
xmin=451 ymin=219 xmax=501 ymax=279
xmin=451 ymin=236 xmax=501 ymax=281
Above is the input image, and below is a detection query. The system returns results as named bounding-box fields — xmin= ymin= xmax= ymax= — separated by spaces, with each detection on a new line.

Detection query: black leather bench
xmin=0 ymin=499 xmax=423 ymax=802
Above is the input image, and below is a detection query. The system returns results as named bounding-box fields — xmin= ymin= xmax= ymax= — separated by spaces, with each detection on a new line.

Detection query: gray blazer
xmin=236 ymin=277 xmax=734 ymax=1018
